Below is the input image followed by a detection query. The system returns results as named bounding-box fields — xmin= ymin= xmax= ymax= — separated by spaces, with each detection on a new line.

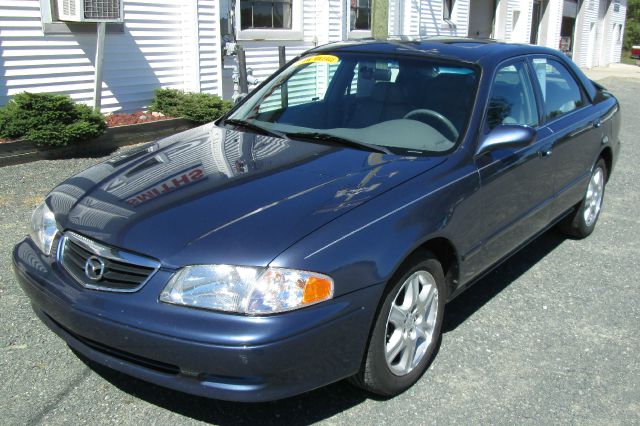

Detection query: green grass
xmin=621 ymin=50 xmax=639 ymax=65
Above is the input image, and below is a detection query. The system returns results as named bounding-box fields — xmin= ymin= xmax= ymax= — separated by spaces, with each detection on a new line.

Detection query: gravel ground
xmin=1 ymin=78 xmax=639 ymax=425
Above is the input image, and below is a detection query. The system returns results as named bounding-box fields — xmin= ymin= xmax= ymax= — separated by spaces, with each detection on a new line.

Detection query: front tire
xmin=350 ymin=252 xmax=445 ymax=396
xmin=558 ymin=158 xmax=607 ymax=239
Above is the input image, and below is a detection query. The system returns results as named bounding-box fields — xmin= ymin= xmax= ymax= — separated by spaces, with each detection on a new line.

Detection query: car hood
xmin=47 ymin=123 xmax=444 ymax=268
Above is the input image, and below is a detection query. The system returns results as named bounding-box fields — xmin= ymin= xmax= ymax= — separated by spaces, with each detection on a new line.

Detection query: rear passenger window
xmin=487 ymin=62 xmax=539 ymax=130
xmin=531 ymin=58 xmax=585 ymax=120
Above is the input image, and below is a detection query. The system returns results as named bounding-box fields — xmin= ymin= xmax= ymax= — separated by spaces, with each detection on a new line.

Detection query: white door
xmin=596 ymin=0 xmax=608 ymax=67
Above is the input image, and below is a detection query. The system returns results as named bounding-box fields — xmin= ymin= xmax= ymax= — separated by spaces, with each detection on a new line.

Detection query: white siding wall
xmin=451 ymin=0 xmax=470 ymax=36
xmin=327 ymin=0 xmax=344 ymax=42
xmin=548 ymin=0 xmax=564 ymax=49
xmin=509 ymin=0 xmax=534 ymax=43
xmin=574 ymin=0 xmax=601 ymax=67
xmin=4 ymin=0 xmax=627 ymax=115
xmin=593 ymin=0 xmax=608 ymax=65
xmin=239 ymin=0 xmax=472 ymax=91
xmin=598 ymin=0 xmax=626 ymax=65
xmin=600 ymin=0 xmax=613 ymax=65
xmin=573 ymin=0 xmax=627 ymax=67
xmin=197 ymin=0 xmax=223 ymax=95
xmin=404 ymin=0 xmax=420 ymax=35
xmin=493 ymin=0 xmax=512 ymax=39
xmin=609 ymin=1 xmax=627 ymax=63
xmin=490 ymin=0 xmax=560 ymax=48
xmin=243 ymin=44 xmax=311 ymax=84
xmin=388 ymin=0 xmax=400 ymax=35
xmin=302 ymin=0 xmax=318 ymax=44
xmin=0 ymin=0 xmax=222 ymax=113
xmin=379 ymin=0 xmax=474 ymax=39
xmin=389 ymin=0 xmax=471 ymax=37
xmin=314 ymin=0 xmax=329 ymax=45
xmin=240 ymin=0 xmax=344 ymax=89
xmin=417 ymin=0 xmax=469 ymax=37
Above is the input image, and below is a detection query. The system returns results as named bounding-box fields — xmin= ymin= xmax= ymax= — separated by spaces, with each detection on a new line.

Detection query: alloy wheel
xmin=584 ymin=167 xmax=604 ymax=227
xmin=384 ymin=270 xmax=439 ymax=376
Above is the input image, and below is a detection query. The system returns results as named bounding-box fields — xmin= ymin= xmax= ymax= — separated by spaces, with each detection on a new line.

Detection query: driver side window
xmin=487 ymin=62 xmax=539 ymax=130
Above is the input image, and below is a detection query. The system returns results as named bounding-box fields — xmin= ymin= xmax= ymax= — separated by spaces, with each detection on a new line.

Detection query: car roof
xmin=311 ymin=37 xmax=558 ymax=64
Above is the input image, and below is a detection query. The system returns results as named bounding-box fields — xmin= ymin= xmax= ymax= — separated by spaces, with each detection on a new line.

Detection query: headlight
xmin=159 ymin=265 xmax=334 ymax=314
xmin=29 ymin=202 xmax=58 ymax=255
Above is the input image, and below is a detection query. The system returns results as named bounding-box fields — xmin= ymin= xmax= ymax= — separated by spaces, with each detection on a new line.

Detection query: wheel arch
xmin=599 ymin=146 xmax=613 ymax=182
xmin=417 ymin=237 xmax=459 ymax=299
xmin=351 ymin=235 xmax=459 ymax=385
xmin=384 ymin=236 xmax=461 ymax=303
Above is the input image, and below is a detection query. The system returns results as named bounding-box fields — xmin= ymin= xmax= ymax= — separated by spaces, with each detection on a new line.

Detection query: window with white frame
xmin=236 ymin=0 xmax=301 ymax=40
xmin=350 ymin=0 xmax=371 ymax=31
xmin=240 ymin=0 xmax=293 ymax=29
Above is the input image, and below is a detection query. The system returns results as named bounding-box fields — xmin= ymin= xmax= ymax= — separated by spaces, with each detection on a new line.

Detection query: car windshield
xmin=228 ymin=52 xmax=479 ymax=154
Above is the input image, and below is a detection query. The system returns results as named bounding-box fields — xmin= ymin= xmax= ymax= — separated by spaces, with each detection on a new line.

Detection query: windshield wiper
xmin=223 ymin=118 xmax=287 ymax=139
xmin=286 ymin=132 xmax=392 ymax=155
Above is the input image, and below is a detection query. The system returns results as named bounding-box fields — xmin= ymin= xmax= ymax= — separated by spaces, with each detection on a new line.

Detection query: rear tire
xmin=558 ymin=158 xmax=607 ymax=239
xmin=350 ymin=252 xmax=445 ymax=396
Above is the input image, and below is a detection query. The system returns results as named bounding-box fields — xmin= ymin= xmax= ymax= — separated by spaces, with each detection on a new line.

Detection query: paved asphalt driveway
xmin=1 ymin=78 xmax=638 ymax=425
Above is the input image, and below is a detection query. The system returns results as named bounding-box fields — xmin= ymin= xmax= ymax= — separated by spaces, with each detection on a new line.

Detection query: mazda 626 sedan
xmin=14 ymin=38 xmax=620 ymax=402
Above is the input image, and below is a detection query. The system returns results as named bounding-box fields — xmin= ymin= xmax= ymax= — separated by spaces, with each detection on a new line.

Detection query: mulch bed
xmin=0 ymin=112 xmax=175 ymax=143
xmin=106 ymin=112 xmax=174 ymax=127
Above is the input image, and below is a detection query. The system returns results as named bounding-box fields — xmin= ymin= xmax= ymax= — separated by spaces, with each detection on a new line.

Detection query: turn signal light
xmin=302 ymin=276 xmax=333 ymax=304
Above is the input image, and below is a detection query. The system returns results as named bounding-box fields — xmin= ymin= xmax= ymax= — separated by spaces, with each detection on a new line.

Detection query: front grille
xmin=59 ymin=232 xmax=159 ymax=292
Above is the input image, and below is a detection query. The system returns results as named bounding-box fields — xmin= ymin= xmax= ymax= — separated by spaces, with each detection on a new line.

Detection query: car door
xmin=528 ymin=56 xmax=608 ymax=220
xmin=470 ymin=59 xmax=555 ymax=273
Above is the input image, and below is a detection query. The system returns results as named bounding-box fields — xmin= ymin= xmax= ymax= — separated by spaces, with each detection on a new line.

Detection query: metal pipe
xmin=278 ymin=46 xmax=288 ymax=108
xmin=278 ymin=45 xmax=287 ymax=67
xmin=237 ymin=46 xmax=248 ymax=94
xmin=93 ymin=22 xmax=106 ymax=112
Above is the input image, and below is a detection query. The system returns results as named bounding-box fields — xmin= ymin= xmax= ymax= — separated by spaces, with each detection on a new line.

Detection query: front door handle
xmin=539 ymin=148 xmax=553 ymax=157
xmin=593 ymin=119 xmax=603 ymax=128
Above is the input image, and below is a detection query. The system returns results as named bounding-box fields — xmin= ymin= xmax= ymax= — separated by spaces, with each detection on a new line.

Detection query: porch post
xmin=372 ymin=0 xmax=389 ymax=40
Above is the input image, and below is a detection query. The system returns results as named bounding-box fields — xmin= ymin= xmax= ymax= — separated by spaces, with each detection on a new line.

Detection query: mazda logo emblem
xmin=84 ymin=256 xmax=106 ymax=281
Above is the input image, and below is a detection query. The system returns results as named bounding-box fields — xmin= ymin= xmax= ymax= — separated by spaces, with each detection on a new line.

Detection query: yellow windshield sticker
xmin=296 ymin=55 xmax=340 ymax=66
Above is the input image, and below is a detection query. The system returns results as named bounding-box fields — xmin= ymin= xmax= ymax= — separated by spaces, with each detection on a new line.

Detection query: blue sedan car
xmin=13 ymin=38 xmax=620 ymax=402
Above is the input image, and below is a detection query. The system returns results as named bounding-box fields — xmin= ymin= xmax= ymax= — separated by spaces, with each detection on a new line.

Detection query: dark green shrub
xmin=150 ymin=88 xmax=233 ymax=124
xmin=178 ymin=93 xmax=233 ymax=123
xmin=149 ymin=88 xmax=183 ymax=118
xmin=0 ymin=92 xmax=106 ymax=146
xmin=624 ymin=0 xmax=640 ymax=51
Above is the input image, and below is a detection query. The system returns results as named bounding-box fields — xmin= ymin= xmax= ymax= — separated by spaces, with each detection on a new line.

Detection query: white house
xmin=1 ymin=0 xmax=224 ymax=113
xmin=467 ymin=0 xmax=628 ymax=67
xmin=0 ymin=0 xmax=628 ymax=113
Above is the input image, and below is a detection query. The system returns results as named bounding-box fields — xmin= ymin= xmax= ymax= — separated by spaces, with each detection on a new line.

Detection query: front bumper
xmin=13 ymin=238 xmax=383 ymax=402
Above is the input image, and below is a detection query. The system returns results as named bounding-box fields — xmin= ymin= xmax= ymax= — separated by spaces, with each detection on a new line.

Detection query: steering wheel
xmin=403 ymin=109 xmax=459 ymax=141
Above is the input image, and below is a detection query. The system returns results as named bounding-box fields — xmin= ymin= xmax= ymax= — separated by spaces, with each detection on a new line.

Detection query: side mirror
xmin=476 ymin=125 xmax=537 ymax=156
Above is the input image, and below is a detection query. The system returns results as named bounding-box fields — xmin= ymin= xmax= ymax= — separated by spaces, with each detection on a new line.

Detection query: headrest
xmin=371 ymin=82 xmax=405 ymax=103
xmin=359 ymin=67 xmax=392 ymax=81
